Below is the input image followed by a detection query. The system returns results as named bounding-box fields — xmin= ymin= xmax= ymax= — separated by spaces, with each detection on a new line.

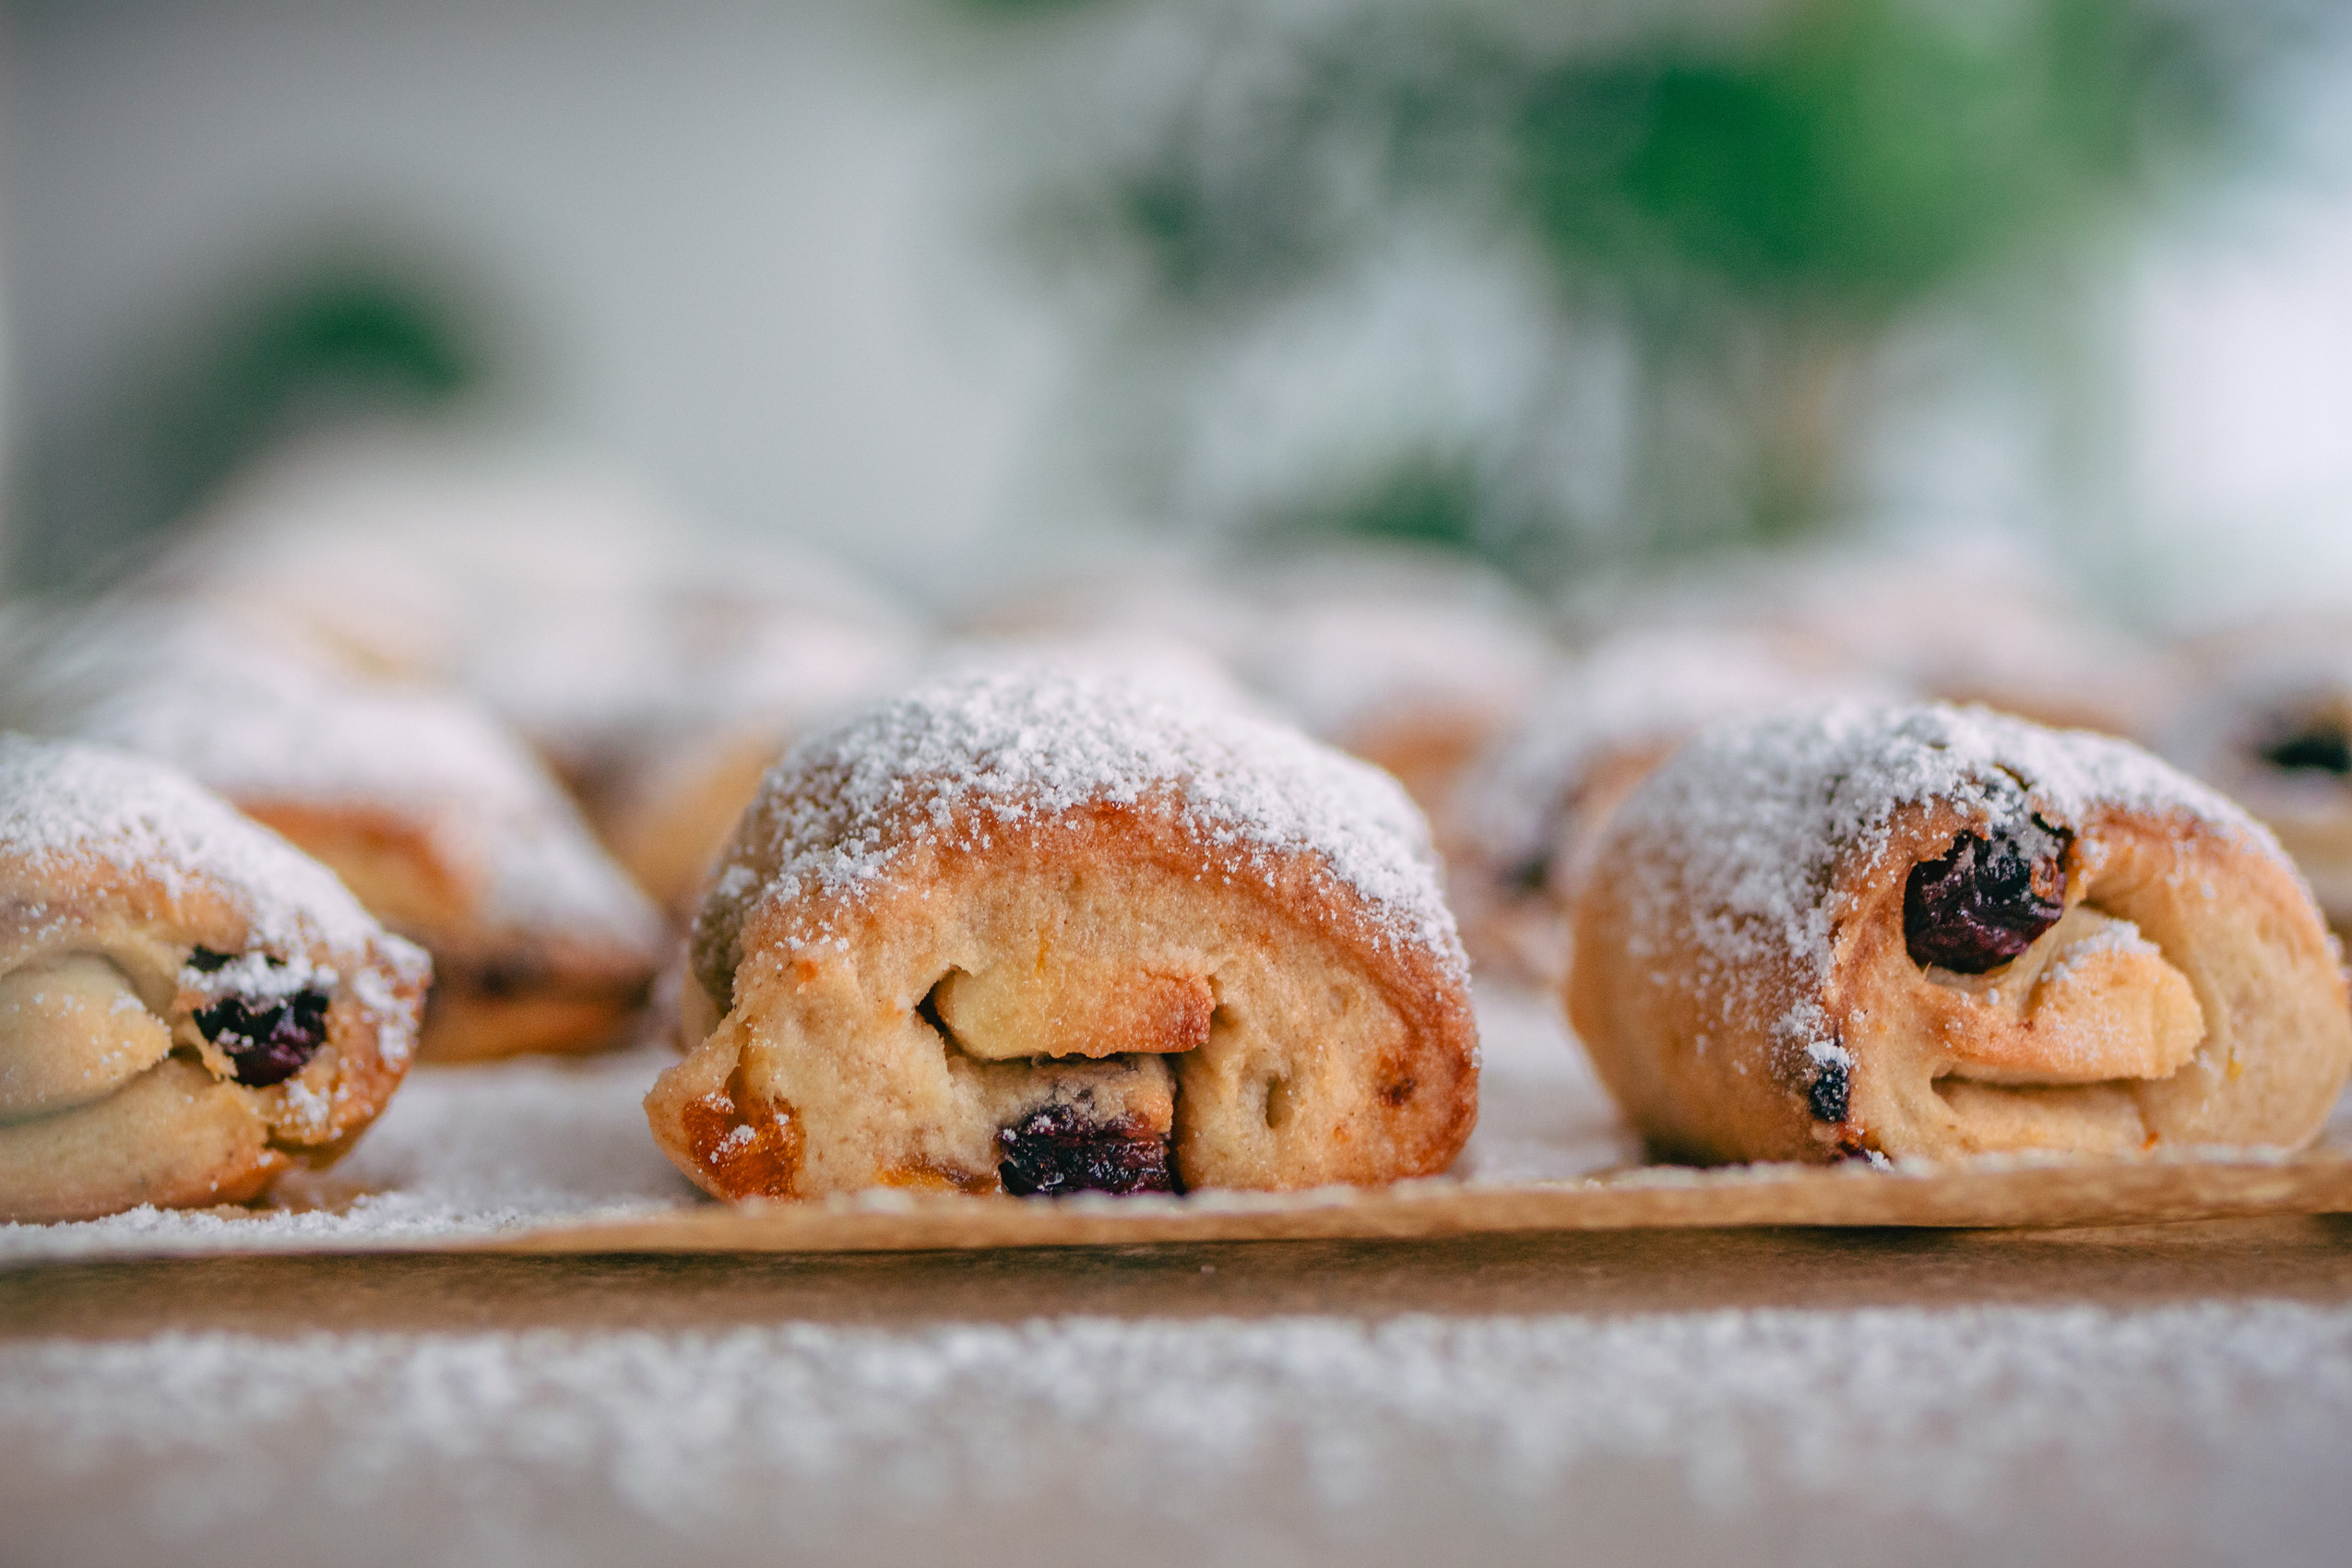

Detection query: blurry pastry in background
xmin=141 ymin=431 xmax=691 ymax=685
xmin=956 ymin=546 xmax=1259 ymax=654
xmin=967 ymin=545 xmax=1554 ymax=813
xmin=1225 ymin=551 xmax=1554 ymax=813
xmin=1562 ymin=538 xmax=2176 ymax=741
xmin=0 ymin=603 xmax=666 ymax=1063
xmin=469 ymin=577 xmax=921 ymax=915
xmin=1448 ymin=628 xmax=1892 ymax=986
xmin=147 ymin=430 xmax=931 ymax=912
xmin=0 ymin=735 xmax=429 ymax=1222
xmin=2159 ymin=626 xmax=2352 ymax=931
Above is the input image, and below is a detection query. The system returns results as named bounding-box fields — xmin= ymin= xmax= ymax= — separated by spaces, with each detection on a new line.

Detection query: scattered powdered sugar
xmin=0 ymin=733 xmax=386 ymax=960
xmin=1455 ymin=982 xmax=1643 ymax=1182
xmin=179 ymin=948 xmax=334 ymax=1003
xmin=1604 ymin=702 xmax=2276 ymax=1069
xmin=0 ymin=1043 xmax=698 ymax=1261
xmin=0 ymin=601 xmax=659 ymax=948
xmin=1452 ymin=628 xmax=1896 ymax=874
xmin=702 ymin=658 xmax=1467 ymax=981
xmin=2041 ymin=920 xmax=2166 ymax=990
xmin=6 ymin=1301 xmax=2351 ymax=1565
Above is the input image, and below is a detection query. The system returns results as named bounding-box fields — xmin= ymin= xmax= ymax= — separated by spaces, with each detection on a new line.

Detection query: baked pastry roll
xmin=0 ymin=735 xmax=429 ymax=1222
xmin=647 ymin=661 xmax=1478 ymax=1199
xmin=1568 ymin=704 xmax=2351 ymax=1163
xmin=1448 ymin=629 xmax=1883 ymax=986
xmin=0 ymin=605 xmax=664 ymax=1063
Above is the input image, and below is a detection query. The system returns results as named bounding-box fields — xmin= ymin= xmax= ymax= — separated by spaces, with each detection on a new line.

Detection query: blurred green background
xmin=4 ymin=0 xmax=2347 ymax=613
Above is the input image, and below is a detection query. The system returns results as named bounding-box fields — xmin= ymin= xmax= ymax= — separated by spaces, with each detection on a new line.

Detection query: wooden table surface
xmin=10 ymin=1214 xmax=2352 ymax=1338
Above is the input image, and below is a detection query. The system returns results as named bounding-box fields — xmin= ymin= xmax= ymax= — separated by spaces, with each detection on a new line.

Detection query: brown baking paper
xmin=480 ymin=1146 xmax=2352 ymax=1255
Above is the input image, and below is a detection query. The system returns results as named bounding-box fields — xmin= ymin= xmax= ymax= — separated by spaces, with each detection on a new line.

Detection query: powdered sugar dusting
xmin=2043 ymin=920 xmax=2167 ymax=989
xmin=0 ymin=733 xmax=385 ymax=960
xmin=6 ymin=1303 xmax=2351 ymax=1565
xmin=0 ymin=1044 xmax=695 ymax=1260
xmin=0 ymin=603 xmax=659 ymax=949
xmin=1453 ymin=629 xmax=1895 ymax=874
xmin=1601 ymin=703 xmax=2275 ymax=1067
xmin=700 ymin=659 xmax=1466 ymax=984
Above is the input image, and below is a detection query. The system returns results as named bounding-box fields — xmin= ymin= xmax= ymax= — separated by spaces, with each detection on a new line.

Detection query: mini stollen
xmin=0 ymin=602 xmax=665 ymax=1062
xmin=648 ymin=660 xmax=1478 ymax=1200
xmin=1567 ymin=703 xmax=2352 ymax=1164
xmin=0 ymin=735 xmax=429 ymax=1222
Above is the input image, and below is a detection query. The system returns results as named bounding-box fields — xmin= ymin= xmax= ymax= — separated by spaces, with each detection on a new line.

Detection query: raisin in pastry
xmin=0 ymin=602 xmax=665 ymax=1062
xmin=1567 ymin=703 xmax=2351 ymax=1163
xmin=0 ymin=735 xmax=429 ymax=1223
xmin=646 ymin=659 xmax=1478 ymax=1199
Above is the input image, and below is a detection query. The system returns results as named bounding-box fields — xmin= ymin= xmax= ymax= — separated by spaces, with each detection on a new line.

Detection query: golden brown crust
xmin=1347 ymin=707 xmax=1504 ymax=817
xmin=238 ymin=800 xmax=475 ymax=936
xmin=415 ymin=983 xmax=647 ymax=1064
xmin=240 ymin=797 xmax=659 ymax=1062
xmin=1571 ymin=749 xmax=2352 ymax=1166
xmin=650 ymin=797 xmax=1477 ymax=1199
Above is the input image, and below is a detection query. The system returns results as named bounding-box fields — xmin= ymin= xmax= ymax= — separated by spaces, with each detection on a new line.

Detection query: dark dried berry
xmin=1808 ymin=1056 xmax=1849 ymax=1123
xmin=2262 ymin=723 xmax=2352 ymax=776
xmin=196 ymin=990 xmax=331 ymax=1087
xmin=1903 ymin=818 xmax=2069 ymax=973
xmin=997 ymin=1103 xmax=1176 ymax=1196
xmin=1504 ymin=851 xmax=1553 ymax=896
xmin=184 ymin=947 xmax=234 ymax=973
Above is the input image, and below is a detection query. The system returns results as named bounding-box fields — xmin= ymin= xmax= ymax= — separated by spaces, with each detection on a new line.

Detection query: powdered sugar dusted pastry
xmin=648 ymin=660 xmax=1477 ymax=1200
xmin=2159 ymin=632 xmax=2352 ymax=931
xmin=0 ymin=736 xmax=428 ymax=1223
xmin=1449 ymin=629 xmax=1886 ymax=985
xmin=1 ymin=605 xmax=664 ymax=1063
xmin=1568 ymin=704 xmax=2350 ymax=1164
